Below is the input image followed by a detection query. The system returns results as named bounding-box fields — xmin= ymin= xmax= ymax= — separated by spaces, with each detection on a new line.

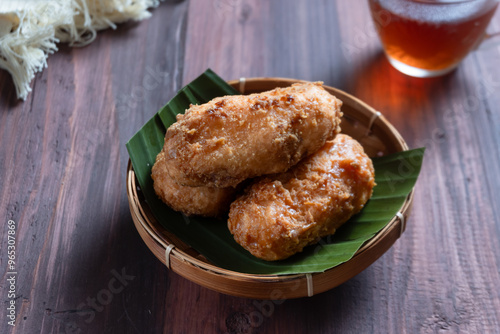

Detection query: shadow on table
xmin=0 ymin=70 xmax=23 ymax=108
xmin=253 ymin=267 xmax=389 ymax=333
xmin=39 ymin=197 xmax=169 ymax=333
xmin=0 ymin=17 xmax=144 ymax=110
xmin=347 ymin=50 xmax=458 ymax=105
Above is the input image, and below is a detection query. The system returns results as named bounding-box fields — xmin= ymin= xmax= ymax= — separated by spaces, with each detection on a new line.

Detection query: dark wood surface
xmin=1 ymin=1 xmax=500 ymax=333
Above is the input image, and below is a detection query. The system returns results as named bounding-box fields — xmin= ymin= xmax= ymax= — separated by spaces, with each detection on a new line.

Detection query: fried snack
xmin=162 ymin=82 xmax=343 ymax=188
xmin=152 ymin=150 xmax=236 ymax=217
xmin=228 ymin=134 xmax=375 ymax=261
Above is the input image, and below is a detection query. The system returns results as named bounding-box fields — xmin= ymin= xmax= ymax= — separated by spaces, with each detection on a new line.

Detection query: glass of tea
xmin=368 ymin=0 xmax=499 ymax=77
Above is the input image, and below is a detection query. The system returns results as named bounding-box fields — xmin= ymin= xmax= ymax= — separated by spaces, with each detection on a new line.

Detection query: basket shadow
xmin=257 ymin=266 xmax=383 ymax=332
xmin=39 ymin=200 xmax=171 ymax=332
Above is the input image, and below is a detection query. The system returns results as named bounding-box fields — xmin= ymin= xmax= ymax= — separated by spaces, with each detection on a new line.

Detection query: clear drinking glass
xmin=368 ymin=0 xmax=500 ymax=77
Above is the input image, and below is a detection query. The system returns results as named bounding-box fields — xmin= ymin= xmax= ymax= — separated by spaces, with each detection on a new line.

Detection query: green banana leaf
xmin=126 ymin=69 xmax=424 ymax=275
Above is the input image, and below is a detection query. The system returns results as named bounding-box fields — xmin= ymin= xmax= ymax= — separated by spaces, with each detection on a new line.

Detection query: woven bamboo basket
xmin=126 ymin=78 xmax=411 ymax=299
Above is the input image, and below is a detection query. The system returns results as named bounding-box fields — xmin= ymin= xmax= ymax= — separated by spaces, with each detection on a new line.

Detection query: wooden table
xmin=2 ymin=1 xmax=500 ymax=333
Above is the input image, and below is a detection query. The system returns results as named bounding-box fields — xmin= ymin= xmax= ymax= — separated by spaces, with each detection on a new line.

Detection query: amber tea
xmin=369 ymin=0 xmax=499 ymax=77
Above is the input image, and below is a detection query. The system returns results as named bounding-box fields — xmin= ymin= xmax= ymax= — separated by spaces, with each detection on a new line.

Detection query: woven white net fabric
xmin=0 ymin=0 xmax=160 ymax=100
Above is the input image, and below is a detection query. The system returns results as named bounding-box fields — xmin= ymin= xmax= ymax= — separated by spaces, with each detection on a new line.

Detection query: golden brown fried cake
xmin=227 ymin=134 xmax=375 ymax=261
xmin=162 ymin=82 xmax=343 ymax=188
xmin=152 ymin=150 xmax=236 ymax=217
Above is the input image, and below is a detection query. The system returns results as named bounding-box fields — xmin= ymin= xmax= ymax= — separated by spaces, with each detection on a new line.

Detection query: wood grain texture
xmin=1 ymin=0 xmax=500 ymax=333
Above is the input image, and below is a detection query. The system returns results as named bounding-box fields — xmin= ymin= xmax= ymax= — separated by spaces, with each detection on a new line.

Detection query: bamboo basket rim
xmin=126 ymin=78 xmax=413 ymax=298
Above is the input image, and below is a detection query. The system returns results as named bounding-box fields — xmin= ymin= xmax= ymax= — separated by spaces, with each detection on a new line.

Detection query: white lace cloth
xmin=0 ymin=0 xmax=160 ymax=100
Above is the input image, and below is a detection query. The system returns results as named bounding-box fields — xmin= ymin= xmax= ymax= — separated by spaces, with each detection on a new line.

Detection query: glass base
xmin=386 ymin=55 xmax=459 ymax=78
